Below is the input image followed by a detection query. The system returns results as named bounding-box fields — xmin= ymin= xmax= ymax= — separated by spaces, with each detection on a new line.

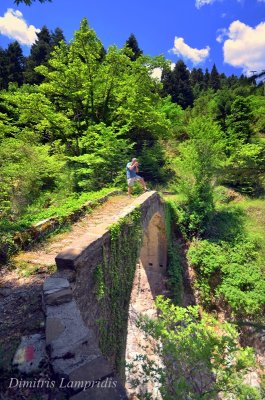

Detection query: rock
xmin=13 ymin=334 xmax=46 ymax=374
xmin=45 ymin=317 xmax=65 ymax=343
xmin=68 ymin=356 xmax=113 ymax=383
xmin=43 ymin=277 xmax=70 ymax=292
xmin=45 ymin=300 xmax=105 ymax=381
xmin=69 ymin=377 xmax=128 ymax=400
xmin=43 ymin=277 xmax=72 ymax=306
xmin=0 ymin=287 xmax=13 ymax=297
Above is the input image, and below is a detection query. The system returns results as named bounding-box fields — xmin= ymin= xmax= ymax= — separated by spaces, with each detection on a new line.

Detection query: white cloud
xmin=151 ymin=63 xmax=175 ymax=81
xmin=171 ymin=37 xmax=210 ymax=64
xmin=196 ymin=0 xmax=246 ymax=8
xmin=222 ymin=20 xmax=265 ymax=73
xmin=0 ymin=8 xmax=40 ymax=46
xmin=151 ymin=68 xmax=162 ymax=80
xmin=216 ymin=28 xmax=228 ymax=43
xmin=195 ymin=0 xmax=216 ymax=8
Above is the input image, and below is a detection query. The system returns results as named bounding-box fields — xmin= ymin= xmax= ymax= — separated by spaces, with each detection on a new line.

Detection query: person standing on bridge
xmin=126 ymin=158 xmax=149 ymax=197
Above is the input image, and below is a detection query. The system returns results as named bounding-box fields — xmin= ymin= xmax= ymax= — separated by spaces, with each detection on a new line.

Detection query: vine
xmin=95 ymin=208 xmax=142 ymax=376
xmin=93 ymin=264 xmax=105 ymax=301
xmin=164 ymin=201 xmax=184 ymax=305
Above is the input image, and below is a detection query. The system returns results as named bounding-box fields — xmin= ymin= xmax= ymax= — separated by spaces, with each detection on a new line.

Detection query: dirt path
xmin=0 ymin=194 xmax=135 ymax=399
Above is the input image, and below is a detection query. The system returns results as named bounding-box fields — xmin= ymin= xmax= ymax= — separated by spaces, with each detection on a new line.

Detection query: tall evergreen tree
xmin=204 ymin=68 xmax=210 ymax=90
xmin=190 ymin=67 xmax=205 ymax=98
xmin=161 ymin=66 xmax=173 ymax=97
xmin=6 ymin=41 xmax=25 ymax=86
xmin=162 ymin=60 xmax=193 ymax=109
xmin=14 ymin=0 xmax=51 ymax=4
xmin=0 ymin=47 xmax=8 ymax=90
xmin=51 ymin=27 xmax=65 ymax=48
xmin=24 ymin=26 xmax=52 ymax=84
xmin=210 ymin=63 xmax=220 ymax=91
xmin=125 ymin=33 xmax=143 ymax=61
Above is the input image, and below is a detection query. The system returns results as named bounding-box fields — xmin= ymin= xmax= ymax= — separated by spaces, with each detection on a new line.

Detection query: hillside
xmin=0 ymin=16 xmax=265 ymax=400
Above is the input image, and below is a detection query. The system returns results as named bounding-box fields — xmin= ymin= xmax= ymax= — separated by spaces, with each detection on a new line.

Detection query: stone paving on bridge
xmin=1 ymin=191 xmax=163 ymax=400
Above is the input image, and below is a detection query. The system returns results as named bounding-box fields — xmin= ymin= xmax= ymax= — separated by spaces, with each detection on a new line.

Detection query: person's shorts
xmin=127 ymin=175 xmax=142 ymax=186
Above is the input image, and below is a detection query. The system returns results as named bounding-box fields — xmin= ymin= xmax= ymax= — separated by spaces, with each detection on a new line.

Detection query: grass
xmin=237 ymin=198 xmax=265 ymax=268
xmin=0 ymin=187 xmax=120 ymax=263
xmin=11 ymin=261 xmax=57 ymax=277
xmin=0 ymin=187 xmax=118 ymax=235
xmin=212 ymin=187 xmax=265 ymax=240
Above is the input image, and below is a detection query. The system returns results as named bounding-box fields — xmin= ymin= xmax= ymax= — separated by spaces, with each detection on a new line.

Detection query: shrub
xmin=188 ymin=239 xmax=265 ymax=318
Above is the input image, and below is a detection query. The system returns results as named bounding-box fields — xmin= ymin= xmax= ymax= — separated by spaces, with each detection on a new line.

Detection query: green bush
xmin=173 ymin=116 xmax=225 ymax=237
xmin=188 ymin=238 xmax=265 ymax=318
xmin=128 ymin=296 xmax=261 ymax=400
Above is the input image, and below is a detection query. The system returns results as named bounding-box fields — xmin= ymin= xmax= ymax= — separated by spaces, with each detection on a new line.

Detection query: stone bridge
xmin=43 ymin=191 xmax=168 ymax=399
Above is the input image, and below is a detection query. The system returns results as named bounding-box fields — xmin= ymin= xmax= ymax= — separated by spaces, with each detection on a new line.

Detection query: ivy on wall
xmin=94 ymin=208 xmax=142 ymax=376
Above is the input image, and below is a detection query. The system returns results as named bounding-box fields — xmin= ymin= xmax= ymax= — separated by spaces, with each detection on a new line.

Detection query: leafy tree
xmin=128 ymin=296 xmax=261 ymax=400
xmin=12 ymin=19 xmax=171 ymax=188
xmin=190 ymin=90 xmax=214 ymax=118
xmin=249 ymin=95 xmax=265 ymax=135
xmin=125 ymin=33 xmax=143 ymax=61
xmin=68 ymin=123 xmax=132 ymax=191
xmin=226 ymin=96 xmax=253 ymax=144
xmin=209 ymin=89 xmax=234 ymax=131
xmin=0 ymin=138 xmax=65 ymax=217
xmin=173 ymin=116 xmax=224 ymax=237
xmin=223 ymin=141 xmax=265 ymax=194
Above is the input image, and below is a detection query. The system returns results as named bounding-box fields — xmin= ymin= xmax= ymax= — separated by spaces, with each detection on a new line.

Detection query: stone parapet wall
xmin=14 ymin=190 xmax=122 ymax=251
xmin=42 ymin=191 xmax=166 ymax=399
xmin=42 ymin=275 xmax=127 ymax=399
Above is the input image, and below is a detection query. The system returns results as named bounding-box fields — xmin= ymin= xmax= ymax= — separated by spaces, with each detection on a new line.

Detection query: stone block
xmin=51 ymin=338 xmax=101 ymax=377
xmin=69 ymin=377 xmax=128 ymax=400
xmin=13 ymin=334 xmax=46 ymax=374
xmin=69 ymin=356 xmax=113 ymax=382
xmin=43 ymin=276 xmax=70 ymax=292
xmin=46 ymin=301 xmax=93 ymax=351
xmin=45 ymin=287 xmax=73 ymax=306
xmin=43 ymin=277 xmax=72 ymax=306
xmin=46 ymin=300 xmax=103 ymax=379
xmin=46 ymin=317 xmax=65 ymax=343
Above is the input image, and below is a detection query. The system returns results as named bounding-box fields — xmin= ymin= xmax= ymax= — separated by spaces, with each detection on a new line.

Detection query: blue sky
xmin=0 ymin=0 xmax=265 ymax=76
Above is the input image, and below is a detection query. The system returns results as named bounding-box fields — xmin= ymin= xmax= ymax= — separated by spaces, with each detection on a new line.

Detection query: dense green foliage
xmin=0 ymin=19 xmax=173 ymax=227
xmin=128 ymin=296 xmax=261 ymax=400
xmin=188 ymin=238 xmax=265 ymax=318
xmin=0 ymin=13 xmax=265 ymax=396
xmin=164 ymin=201 xmax=183 ymax=304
